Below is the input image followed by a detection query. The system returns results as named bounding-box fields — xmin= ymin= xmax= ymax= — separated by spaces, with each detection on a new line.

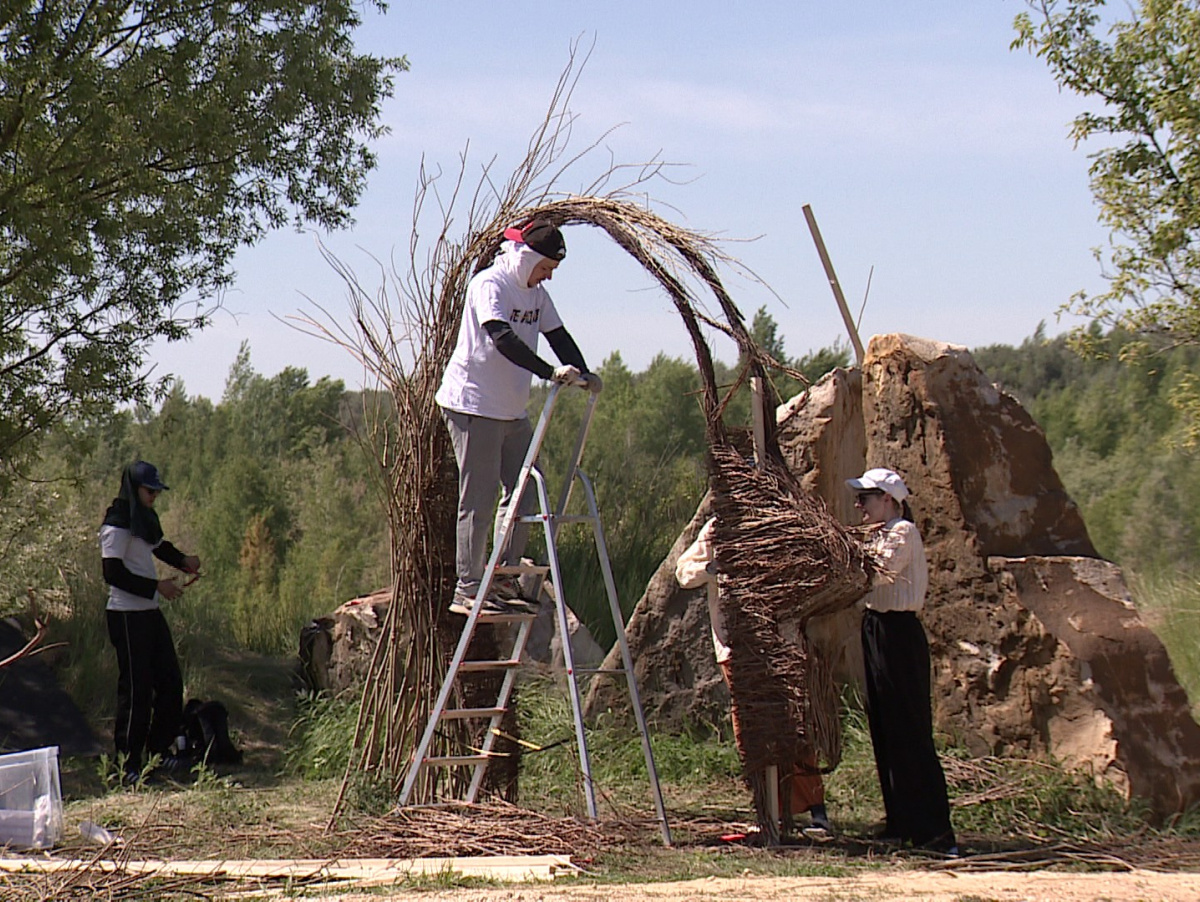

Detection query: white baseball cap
xmin=846 ymin=468 xmax=910 ymax=503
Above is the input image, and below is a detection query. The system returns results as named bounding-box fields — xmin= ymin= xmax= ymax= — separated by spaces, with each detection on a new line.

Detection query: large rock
xmin=298 ymin=589 xmax=391 ymax=695
xmin=861 ymin=334 xmax=1200 ymax=815
xmin=524 ymin=579 xmax=606 ymax=671
xmin=990 ymin=555 xmax=1200 ymax=813
xmin=777 ymin=366 xmax=868 ymax=687
xmin=862 ymin=333 xmax=1095 ymax=559
xmin=599 ymin=332 xmax=1200 ymax=817
xmin=300 ymin=584 xmax=605 ymax=695
xmin=584 ymin=500 xmax=731 ymax=733
xmin=856 ymin=335 xmax=1098 ymax=753
xmin=777 ymin=366 xmax=865 ymax=528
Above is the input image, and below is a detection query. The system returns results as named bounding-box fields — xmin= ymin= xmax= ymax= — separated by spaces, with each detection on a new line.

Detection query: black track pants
xmin=106 ymin=608 xmax=183 ymax=771
xmin=861 ymin=608 xmax=955 ymax=847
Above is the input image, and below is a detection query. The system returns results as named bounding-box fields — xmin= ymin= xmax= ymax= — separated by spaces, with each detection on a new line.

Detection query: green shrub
xmin=286 ymin=692 xmax=361 ymax=780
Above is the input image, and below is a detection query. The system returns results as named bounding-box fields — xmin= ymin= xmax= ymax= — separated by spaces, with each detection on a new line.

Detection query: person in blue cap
xmin=100 ymin=460 xmax=201 ymax=783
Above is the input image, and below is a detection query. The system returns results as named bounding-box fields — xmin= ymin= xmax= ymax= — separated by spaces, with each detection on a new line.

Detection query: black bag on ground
xmin=182 ymin=699 xmax=244 ymax=765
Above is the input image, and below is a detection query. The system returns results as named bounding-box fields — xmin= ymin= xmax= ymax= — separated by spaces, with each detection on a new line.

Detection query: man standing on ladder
xmin=436 ymin=218 xmax=602 ymax=616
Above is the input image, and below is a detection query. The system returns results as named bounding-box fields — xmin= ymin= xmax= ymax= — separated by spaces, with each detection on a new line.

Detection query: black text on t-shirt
xmin=511 ymin=308 xmax=541 ymax=325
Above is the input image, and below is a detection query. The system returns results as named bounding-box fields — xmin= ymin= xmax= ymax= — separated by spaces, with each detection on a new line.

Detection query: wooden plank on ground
xmin=0 ymin=854 xmax=574 ymax=883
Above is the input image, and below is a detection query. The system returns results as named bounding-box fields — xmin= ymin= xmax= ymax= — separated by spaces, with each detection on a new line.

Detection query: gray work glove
xmin=580 ymin=371 xmax=604 ymax=394
xmin=552 ymin=365 xmax=582 ymax=384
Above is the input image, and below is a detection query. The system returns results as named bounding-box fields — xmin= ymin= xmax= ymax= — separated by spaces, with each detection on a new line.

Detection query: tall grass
xmin=1128 ymin=570 xmax=1200 ymax=717
xmin=512 ymin=678 xmax=1152 ymax=844
xmin=515 ymin=674 xmax=744 ymax=818
xmin=286 ymin=692 xmax=361 ymax=780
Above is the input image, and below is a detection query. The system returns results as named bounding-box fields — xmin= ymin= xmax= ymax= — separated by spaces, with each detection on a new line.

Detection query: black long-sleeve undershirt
xmin=153 ymin=540 xmax=187 ymax=570
xmin=483 ymin=321 xmax=588 ymax=378
xmin=102 ymin=540 xmax=190 ymax=599
xmin=545 ymin=327 xmax=587 ymax=371
xmin=102 ymin=558 xmax=159 ymax=600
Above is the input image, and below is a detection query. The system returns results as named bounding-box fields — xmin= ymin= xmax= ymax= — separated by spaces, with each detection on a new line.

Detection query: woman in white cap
xmin=846 ymin=467 xmax=957 ymax=855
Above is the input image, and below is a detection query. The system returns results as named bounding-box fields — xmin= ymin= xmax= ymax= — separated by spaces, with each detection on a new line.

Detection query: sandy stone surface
xmin=313 ymin=869 xmax=1200 ymax=901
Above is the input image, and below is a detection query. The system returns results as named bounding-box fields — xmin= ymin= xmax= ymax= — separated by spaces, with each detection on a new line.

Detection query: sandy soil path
xmin=314 ymin=868 xmax=1200 ymax=901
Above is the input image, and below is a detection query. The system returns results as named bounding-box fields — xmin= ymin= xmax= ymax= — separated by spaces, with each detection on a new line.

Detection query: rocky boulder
xmin=584 ymin=500 xmax=731 ymax=734
xmin=776 ymin=366 xmax=869 ymax=688
xmin=300 ymin=582 xmax=605 ymax=695
xmin=299 ymin=588 xmax=391 ymax=695
xmin=595 ymin=332 xmax=1200 ymax=817
xmin=990 ymin=555 xmax=1200 ymax=814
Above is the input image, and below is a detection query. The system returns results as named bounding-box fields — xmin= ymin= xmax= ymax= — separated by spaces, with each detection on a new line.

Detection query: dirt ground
xmin=314 ymin=869 xmax=1200 ymax=901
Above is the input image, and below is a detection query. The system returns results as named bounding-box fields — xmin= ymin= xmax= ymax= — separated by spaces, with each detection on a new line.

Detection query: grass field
xmin=39 ymin=654 xmax=1196 ymax=891
xmin=7 ymin=567 xmax=1200 ymax=899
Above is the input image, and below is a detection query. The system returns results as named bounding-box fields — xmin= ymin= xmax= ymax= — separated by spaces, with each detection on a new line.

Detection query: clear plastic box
xmin=0 ymin=746 xmax=63 ymax=850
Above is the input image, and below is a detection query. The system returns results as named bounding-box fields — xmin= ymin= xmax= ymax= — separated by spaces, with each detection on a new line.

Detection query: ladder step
xmin=475 ymin=611 xmax=538 ymax=624
xmin=493 ymin=564 xmax=550 ymax=576
xmin=575 ymin=667 xmax=628 ymax=676
xmin=441 ymin=707 xmax=507 ymax=720
xmin=459 ymin=659 xmax=522 ymax=673
xmin=423 ymin=754 xmax=503 ymax=768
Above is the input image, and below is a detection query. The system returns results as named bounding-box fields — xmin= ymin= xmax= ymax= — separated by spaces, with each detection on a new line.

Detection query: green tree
xmin=794 ymin=340 xmax=852 ymax=384
xmin=750 ymin=305 xmax=788 ymax=362
xmin=0 ymin=0 xmax=402 ymax=478
xmin=1014 ymin=1 xmax=1200 ymax=345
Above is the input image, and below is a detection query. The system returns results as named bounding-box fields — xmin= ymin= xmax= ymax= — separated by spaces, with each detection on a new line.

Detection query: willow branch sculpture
xmin=297 ymin=47 xmax=870 ymax=830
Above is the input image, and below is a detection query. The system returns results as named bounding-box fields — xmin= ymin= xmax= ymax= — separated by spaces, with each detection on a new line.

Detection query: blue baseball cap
xmin=130 ymin=460 xmax=169 ymax=491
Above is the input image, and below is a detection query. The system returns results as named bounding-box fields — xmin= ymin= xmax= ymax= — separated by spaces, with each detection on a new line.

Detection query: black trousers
xmin=861 ymin=608 xmax=955 ymax=847
xmin=106 ymin=608 xmax=184 ymax=771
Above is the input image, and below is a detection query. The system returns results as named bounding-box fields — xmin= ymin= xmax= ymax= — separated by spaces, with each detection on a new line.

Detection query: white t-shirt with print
xmin=435 ymin=244 xmax=564 ymax=421
xmin=100 ymin=524 xmax=162 ymax=612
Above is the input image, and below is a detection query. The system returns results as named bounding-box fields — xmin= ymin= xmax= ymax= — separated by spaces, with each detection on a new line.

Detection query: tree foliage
xmin=5 ymin=322 xmax=853 ymax=661
xmin=976 ymin=326 xmax=1200 ymax=573
xmin=0 ymin=0 xmax=402 ymax=477
xmin=1014 ymin=1 xmax=1200 ymax=347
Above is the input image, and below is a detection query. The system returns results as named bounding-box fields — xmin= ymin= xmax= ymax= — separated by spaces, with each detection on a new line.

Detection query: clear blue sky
xmin=150 ymin=1 xmax=1110 ymax=400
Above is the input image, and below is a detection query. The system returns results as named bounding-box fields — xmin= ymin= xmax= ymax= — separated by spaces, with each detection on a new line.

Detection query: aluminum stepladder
xmin=397 ymin=381 xmax=672 ymax=845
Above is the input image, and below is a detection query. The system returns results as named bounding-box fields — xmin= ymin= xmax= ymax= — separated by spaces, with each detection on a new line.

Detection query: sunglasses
xmin=855 ymin=491 xmax=885 ymax=506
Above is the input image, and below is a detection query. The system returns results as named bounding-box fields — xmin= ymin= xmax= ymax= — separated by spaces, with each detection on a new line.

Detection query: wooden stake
xmin=749 ymin=376 xmax=767 ymax=466
xmin=802 ymin=204 xmax=865 ymax=365
xmin=748 ymin=375 xmax=781 ymax=839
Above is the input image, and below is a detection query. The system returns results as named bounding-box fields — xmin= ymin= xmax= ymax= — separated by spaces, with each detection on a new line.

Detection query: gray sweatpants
xmin=442 ymin=409 xmax=536 ymax=595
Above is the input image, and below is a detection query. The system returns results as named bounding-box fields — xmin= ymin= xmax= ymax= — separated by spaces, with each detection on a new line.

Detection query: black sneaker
xmin=802 ymin=823 xmax=833 ymax=840
xmin=916 ymin=830 xmax=959 ymax=856
xmin=449 ymin=590 xmax=507 ymax=616
xmin=492 ymin=575 xmax=524 ymax=600
xmin=804 ymin=812 xmax=833 ymax=838
xmin=154 ymin=754 xmax=197 ymax=782
xmin=498 ymin=594 xmax=539 ymax=614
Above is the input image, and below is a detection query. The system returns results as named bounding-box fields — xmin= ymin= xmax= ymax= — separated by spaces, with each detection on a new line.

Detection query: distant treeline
xmin=974 ymin=325 xmax=1200 ymax=576
xmin=3 ymin=320 xmax=1194 ymax=675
